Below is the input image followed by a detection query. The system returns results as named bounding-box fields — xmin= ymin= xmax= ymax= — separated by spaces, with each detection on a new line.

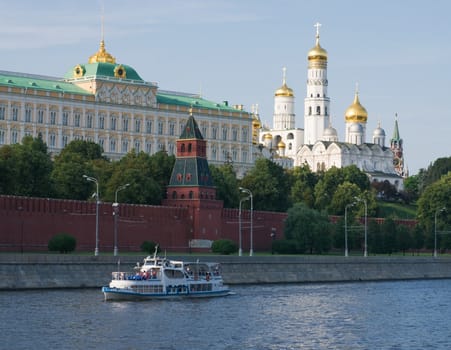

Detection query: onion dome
xmin=373 ymin=123 xmax=386 ymax=138
xmin=274 ymin=67 xmax=294 ymax=97
xmin=345 ymin=91 xmax=368 ymax=123
xmin=308 ymin=24 xmax=328 ymax=61
xmin=277 ymin=140 xmax=286 ymax=149
xmin=324 ymin=125 xmax=337 ymax=137
xmin=252 ymin=114 xmax=261 ymax=129
xmin=88 ymin=40 xmax=116 ymax=64
xmin=264 ymin=133 xmax=273 ymax=140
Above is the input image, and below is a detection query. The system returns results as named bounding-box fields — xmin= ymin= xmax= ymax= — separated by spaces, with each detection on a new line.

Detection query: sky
xmin=1 ymin=0 xmax=450 ymax=175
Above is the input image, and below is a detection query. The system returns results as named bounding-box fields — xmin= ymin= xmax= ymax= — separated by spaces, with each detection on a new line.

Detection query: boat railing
xmin=111 ymin=271 xmax=160 ymax=281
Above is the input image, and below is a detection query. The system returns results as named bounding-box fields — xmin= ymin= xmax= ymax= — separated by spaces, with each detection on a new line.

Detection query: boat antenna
xmin=153 ymin=244 xmax=159 ymax=259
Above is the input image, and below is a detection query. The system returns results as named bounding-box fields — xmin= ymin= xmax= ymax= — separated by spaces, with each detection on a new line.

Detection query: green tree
xmin=240 ymin=158 xmax=291 ymax=212
xmin=417 ymin=172 xmax=451 ymax=233
xmin=289 ymin=164 xmax=318 ymax=207
xmin=51 ymin=140 xmax=108 ymax=200
xmin=106 ymin=151 xmax=161 ymax=204
xmin=284 ymin=202 xmax=332 ymax=254
xmin=1 ymin=135 xmax=53 ymax=197
xmin=210 ymin=163 xmax=239 ymax=208
xmin=329 ymin=181 xmax=361 ymax=215
xmin=381 ymin=217 xmax=397 ymax=254
xmin=0 ymin=145 xmax=17 ymax=195
xmin=368 ymin=219 xmax=383 ymax=254
xmin=148 ymin=151 xmax=175 ymax=200
xmin=397 ymin=225 xmax=413 ymax=255
xmin=411 ymin=224 xmax=425 ymax=255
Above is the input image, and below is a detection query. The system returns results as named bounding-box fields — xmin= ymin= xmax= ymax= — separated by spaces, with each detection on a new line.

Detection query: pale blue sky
xmin=1 ymin=0 xmax=450 ymax=175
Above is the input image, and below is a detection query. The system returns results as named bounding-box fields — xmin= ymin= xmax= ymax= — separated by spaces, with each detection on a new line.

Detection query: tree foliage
xmin=209 ymin=163 xmax=239 ymax=208
xmin=239 ymin=158 xmax=291 ymax=212
xmin=284 ymin=202 xmax=332 ymax=254
xmin=0 ymin=135 xmax=53 ymax=197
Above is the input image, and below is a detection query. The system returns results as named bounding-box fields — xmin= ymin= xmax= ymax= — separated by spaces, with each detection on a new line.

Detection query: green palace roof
xmin=0 ymin=71 xmax=91 ymax=95
xmin=157 ymin=91 xmax=240 ymax=113
xmin=64 ymin=62 xmax=144 ymax=82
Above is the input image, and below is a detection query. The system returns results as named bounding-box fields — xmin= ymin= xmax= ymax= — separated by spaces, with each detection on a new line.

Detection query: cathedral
xmin=258 ymin=24 xmax=406 ymax=189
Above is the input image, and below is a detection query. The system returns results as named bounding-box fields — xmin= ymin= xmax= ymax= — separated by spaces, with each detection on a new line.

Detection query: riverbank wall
xmin=1 ymin=254 xmax=451 ymax=290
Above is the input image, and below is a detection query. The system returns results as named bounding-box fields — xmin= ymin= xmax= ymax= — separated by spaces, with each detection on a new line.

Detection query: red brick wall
xmin=0 ymin=195 xmax=287 ymax=253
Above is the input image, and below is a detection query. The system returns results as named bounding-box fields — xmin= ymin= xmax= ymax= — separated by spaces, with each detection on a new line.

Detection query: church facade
xmin=258 ymin=24 xmax=406 ymax=189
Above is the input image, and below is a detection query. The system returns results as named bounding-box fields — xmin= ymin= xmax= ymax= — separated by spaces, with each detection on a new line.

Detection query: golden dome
xmin=308 ymin=27 xmax=328 ymax=61
xmin=345 ymin=92 xmax=368 ymax=123
xmin=88 ymin=40 xmax=116 ymax=64
xmin=264 ymin=133 xmax=273 ymax=140
xmin=252 ymin=114 xmax=261 ymax=128
xmin=275 ymin=83 xmax=294 ymax=97
xmin=277 ymin=140 xmax=286 ymax=149
xmin=275 ymin=67 xmax=294 ymax=97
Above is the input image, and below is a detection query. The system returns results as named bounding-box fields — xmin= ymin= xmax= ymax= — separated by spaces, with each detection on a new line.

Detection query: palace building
xmin=258 ymin=24 xmax=406 ymax=189
xmin=0 ymin=39 xmax=255 ymax=177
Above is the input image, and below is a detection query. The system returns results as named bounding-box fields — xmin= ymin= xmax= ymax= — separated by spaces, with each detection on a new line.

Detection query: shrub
xmin=211 ymin=239 xmax=238 ymax=255
xmin=48 ymin=233 xmax=76 ymax=253
xmin=141 ymin=241 xmax=159 ymax=255
xmin=272 ymin=239 xmax=299 ymax=254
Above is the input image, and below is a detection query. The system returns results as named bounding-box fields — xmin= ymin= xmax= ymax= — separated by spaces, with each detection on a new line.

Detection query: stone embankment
xmin=1 ymin=254 xmax=451 ymax=290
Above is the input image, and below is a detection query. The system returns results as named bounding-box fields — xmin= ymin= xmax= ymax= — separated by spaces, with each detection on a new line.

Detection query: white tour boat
xmin=102 ymin=250 xmax=231 ymax=301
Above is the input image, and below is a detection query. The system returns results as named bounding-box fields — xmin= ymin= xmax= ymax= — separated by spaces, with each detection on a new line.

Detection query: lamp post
xmin=113 ymin=183 xmax=130 ymax=256
xmin=434 ymin=207 xmax=446 ymax=258
xmin=238 ymin=196 xmax=249 ymax=256
xmin=345 ymin=203 xmax=355 ymax=257
xmin=240 ymin=187 xmax=253 ymax=256
xmin=355 ymin=196 xmax=368 ymax=257
xmin=83 ymin=175 xmax=99 ymax=256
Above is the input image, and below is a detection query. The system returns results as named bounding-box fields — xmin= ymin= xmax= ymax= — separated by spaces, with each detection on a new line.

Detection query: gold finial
xmin=282 ymin=67 xmax=287 ymax=85
xmin=88 ymin=5 xmax=116 ymax=64
xmin=189 ymin=106 xmax=193 ymax=117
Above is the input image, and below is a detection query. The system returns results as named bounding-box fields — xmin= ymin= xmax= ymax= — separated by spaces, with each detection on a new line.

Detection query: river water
xmin=1 ymin=279 xmax=451 ymax=350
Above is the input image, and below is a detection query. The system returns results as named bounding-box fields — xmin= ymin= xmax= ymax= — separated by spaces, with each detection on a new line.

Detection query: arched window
xmin=188 ymin=143 xmax=192 ymax=152
xmin=316 ymin=106 xmax=321 ymax=115
xmin=172 ymin=191 xmax=177 ymax=199
xmin=181 ymin=143 xmax=185 ymax=153
xmin=308 ymin=107 xmax=312 ymax=115
xmin=189 ymin=191 xmax=194 ymax=199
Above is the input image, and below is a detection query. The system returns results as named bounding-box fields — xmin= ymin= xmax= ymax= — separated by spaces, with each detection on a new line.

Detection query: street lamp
xmin=434 ymin=207 xmax=446 ymax=258
xmin=83 ymin=175 xmax=99 ymax=256
xmin=113 ymin=183 xmax=130 ymax=256
xmin=355 ymin=196 xmax=368 ymax=257
xmin=240 ymin=187 xmax=253 ymax=256
xmin=345 ymin=202 xmax=355 ymax=257
xmin=238 ymin=195 xmax=249 ymax=256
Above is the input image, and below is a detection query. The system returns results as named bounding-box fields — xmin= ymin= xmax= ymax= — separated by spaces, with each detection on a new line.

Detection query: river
xmin=1 ymin=279 xmax=450 ymax=349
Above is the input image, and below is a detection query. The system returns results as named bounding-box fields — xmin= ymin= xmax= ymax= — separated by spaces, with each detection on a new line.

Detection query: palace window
xmin=134 ymin=140 xmax=140 ymax=153
xmin=62 ymin=112 xmax=69 ymax=126
xmin=0 ymin=105 xmax=5 ymax=120
xmin=241 ymin=128 xmax=248 ymax=142
xmin=146 ymin=120 xmax=152 ymax=133
xmin=158 ymin=121 xmax=164 ymax=135
xmin=110 ymin=116 xmax=117 ymax=130
xmin=212 ymin=127 xmax=218 ymax=139
xmin=49 ymin=133 xmax=56 ymax=147
xmin=169 ymin=122 xmax=175 ymax=136
xmin=121 ymin=139 xmax=128 ymax=153
xmin=12 ymin=107 xmax=19 ymax=121
xmin=222 ymin=127 xmax=228 ymax=141
xmin=11 ymin=130 xmax=18 ymax=144
xmin=135 ymin=119 xmax=141 ymax=133
xmin=37 ymin=109 xmax=44 ymax=123
xmin=86 ymin=113 xmax=93 ymax=128
xmin=25 ymin=107 xmax=32 ymax=122
xmin=232 ymin=128 xmax=238 ymax=141
xmin=74 ymin=113 xmax=80 ymax=127
xmin=110 ymin=139 xmax=116 ymax=152
xmin=0 ymin=129 xmax=5 ymax=144
xmin=62 ymin=135 xmax=68 ymax=147
xmin=50 ymin=111 xmax=57 ymax=125
xmin=122 ymin=117 xmax=129 ymax=132
xmin=145 ymin=142 xmax=151 ymax=154
xmin=98 ymin=115 xmax=105 ymax=129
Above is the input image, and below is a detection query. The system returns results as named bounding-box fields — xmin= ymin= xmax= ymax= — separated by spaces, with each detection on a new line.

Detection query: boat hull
xmin=102 ymin=286 xmax=231 ymax=301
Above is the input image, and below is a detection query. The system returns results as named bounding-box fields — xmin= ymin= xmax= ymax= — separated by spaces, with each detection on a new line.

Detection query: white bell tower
xmin=304 ymin=23 xmax=330 ymax=145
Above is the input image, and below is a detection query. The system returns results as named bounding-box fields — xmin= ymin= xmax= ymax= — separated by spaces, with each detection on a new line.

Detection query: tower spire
xmin=314 ymin=22 xmax=322 ymax=45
